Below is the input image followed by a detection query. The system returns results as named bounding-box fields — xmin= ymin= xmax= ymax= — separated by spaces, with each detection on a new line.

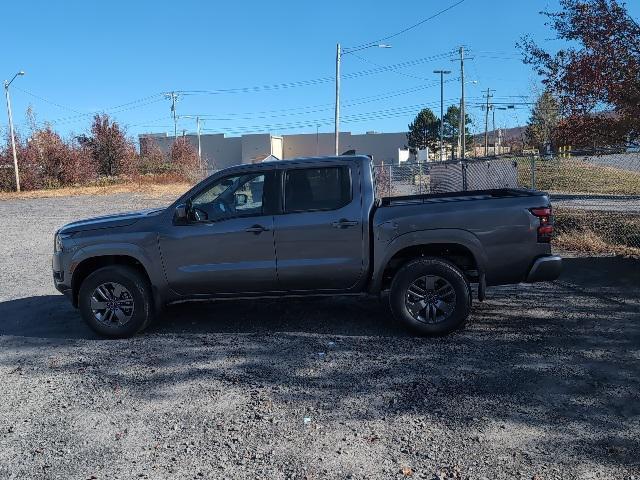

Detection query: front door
xmin=159 ymin=171 xmax=277 ymax=295
xmin=274 ymin=163 xmax=365 ymax=291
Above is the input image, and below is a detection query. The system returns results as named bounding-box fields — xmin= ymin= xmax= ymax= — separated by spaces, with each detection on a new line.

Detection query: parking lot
xmin=1 ymin=192 xmax=639 ymax=479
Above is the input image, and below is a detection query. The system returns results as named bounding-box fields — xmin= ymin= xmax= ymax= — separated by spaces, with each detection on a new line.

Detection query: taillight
xmin=530 ymin=207 xmax=553 ymax=243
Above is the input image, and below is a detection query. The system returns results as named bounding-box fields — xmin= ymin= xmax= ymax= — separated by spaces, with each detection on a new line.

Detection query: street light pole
xmin=334 ymin=42 xmax=391 ymax=156
xmin=334 ymin=43 xmax=341 ymax=156
xmin=433 ymin=70 xmax=451 ymax=161
xmin=196 ymin=115 xmax=202 ymax=171
xmin=4 ymin=71 xmax=25 ymax=192
xmin=179 ymin=115 xmax=204 ymax=175
xmin=459 ymin=46 xmax=465 ymax=160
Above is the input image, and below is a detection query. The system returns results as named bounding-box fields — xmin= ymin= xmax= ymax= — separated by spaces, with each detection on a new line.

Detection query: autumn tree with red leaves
xmin=29 ymin=126 xmax=96 ymax=187
xmin=0 ymin=124 xmax=96 ymax=191
xmin=79 ymin=114 xmax=137 ymax=176
xmin=519 ymin=0 xmax=640 ymax=148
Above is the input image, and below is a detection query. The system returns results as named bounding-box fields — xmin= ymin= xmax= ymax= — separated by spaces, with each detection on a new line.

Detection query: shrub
xmin=0 ymin=132 xmax=43 ymax=191
xmin=29 ymin=127 xmax=96 ymax=188
xmin=0 ymin=128 xmax=97 ymax=191
xmin=170 ymin=137 xmax=201 ymax=182
xmin=80 ymin=114 xmax=137 ymax=177
xmin=138 ymin=137 xmax=169 ymax=175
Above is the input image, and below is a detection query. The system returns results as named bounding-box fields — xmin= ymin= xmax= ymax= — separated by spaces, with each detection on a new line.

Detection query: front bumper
xmin=525 ymin=255 xmax=562 ymax=283
xmin=52 ymin=252 xmax=72 ymax=300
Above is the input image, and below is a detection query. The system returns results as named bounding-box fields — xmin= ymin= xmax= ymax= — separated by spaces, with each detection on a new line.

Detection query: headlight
xmin=54 ymin=233 xmax=72 ymax=253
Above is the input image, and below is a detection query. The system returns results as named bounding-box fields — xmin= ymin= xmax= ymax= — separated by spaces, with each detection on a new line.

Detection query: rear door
xmin=274 ymin=161 xmax=365 ymax=291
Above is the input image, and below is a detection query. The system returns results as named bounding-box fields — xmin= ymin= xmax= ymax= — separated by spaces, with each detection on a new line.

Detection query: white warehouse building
xmin=139 ymin=131 xmax=409 ymax=170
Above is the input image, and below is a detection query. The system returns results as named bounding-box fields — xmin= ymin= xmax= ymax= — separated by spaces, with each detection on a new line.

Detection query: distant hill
xmin=472 ymin=126 xmax=526 ymax=146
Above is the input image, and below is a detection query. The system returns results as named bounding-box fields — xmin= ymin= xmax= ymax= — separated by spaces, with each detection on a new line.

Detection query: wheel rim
xmin=405 ymin=275 xmax=456 ymax=324
xmin=90 ymin=282 xmax=135 ymax=327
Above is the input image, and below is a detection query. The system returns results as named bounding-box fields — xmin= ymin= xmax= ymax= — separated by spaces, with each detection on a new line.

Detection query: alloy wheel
xmin=405 ymin=275 xmax=456 ymax=324
xmin=90 ymin=282 xmax=135 ymax=327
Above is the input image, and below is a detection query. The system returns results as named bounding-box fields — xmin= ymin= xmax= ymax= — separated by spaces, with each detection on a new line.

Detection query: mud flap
xmin=477 ymin=271 xmax=486 ymax=302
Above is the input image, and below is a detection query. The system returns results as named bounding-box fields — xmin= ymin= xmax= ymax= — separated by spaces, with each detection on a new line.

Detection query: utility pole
xmin=433 ymin=70 xmax=451 ymax=161
xmin=333 ymin=42 xmax=390 ymax=156
xmin=492 ymin=107 xmax=496 ymax=155
xmin=459 ymin=46 xmax=466 ymax=159
xmin=455 ymin=99 xmax=462 ymax=160
xmin=4 ymin=71 xmax=25 ymax=192
xmin=165 ymin=92 xmax=179 ymax=138
xmin=334 ymin=43 xmax=341 ymax=156
xmin=483 ymin=88 xmax=494 ymax=157
xmin=196 ymin=116 xmax=202 ymax=171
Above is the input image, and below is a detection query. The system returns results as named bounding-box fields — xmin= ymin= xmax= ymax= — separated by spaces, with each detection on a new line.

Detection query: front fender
xmin=69 ymin=240 xmax=167 ymax=299
xmin=71 ymin=242 xmax=153 ymax=276
xmin=368 ymin=228 xmax=488 ymax=293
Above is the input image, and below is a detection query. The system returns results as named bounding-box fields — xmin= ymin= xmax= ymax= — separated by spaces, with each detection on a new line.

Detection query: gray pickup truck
xmin=52 ymin=155 xmax=561 ymax=338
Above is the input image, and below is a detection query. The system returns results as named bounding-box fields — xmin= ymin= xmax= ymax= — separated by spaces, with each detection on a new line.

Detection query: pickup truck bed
xmin=372 ymin=188 xmax=554 ymax=290
xmin=380 ymin=188 xmax=544 ymax=206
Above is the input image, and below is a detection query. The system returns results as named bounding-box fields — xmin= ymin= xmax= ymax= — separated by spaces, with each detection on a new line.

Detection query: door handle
xmin=331 ymin=219 xmax=359 ymax=228
xmin=245 ymin=224 xmax=269 ymax=234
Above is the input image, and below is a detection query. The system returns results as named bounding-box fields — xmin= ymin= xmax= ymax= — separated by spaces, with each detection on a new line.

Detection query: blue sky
xmin=3 ymin=0 xmax=639 ymax=140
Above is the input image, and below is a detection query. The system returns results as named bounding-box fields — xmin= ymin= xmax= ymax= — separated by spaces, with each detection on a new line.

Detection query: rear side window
xmin=284 ymin=166 xmax=351 ymax=213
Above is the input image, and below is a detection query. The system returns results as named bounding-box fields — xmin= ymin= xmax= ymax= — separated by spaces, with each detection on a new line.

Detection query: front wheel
xmin=78 ymin=266 xmax=154 ymax=338
xmin=389 ymin=257 xmax=471 ymax=336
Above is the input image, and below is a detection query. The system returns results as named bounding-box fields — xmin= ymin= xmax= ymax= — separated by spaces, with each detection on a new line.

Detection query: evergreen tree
xmin=407 ymin=108 xmax=439 ymax=153
xmin=525 ymin=91 xmax=560 ymax=153
xmin=442 ymin=104 xmax=473 ymax=154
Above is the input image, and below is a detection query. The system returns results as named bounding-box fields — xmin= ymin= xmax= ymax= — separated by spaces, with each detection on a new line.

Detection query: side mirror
xmin=174 ymin=203 xmax=189 ymax=225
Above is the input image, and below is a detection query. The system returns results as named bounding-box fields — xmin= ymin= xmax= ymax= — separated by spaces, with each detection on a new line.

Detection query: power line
xmin=8 ymin=50 xmax=458 ymax=129
xmin=350 ymin=53 xmax=434 ymax=82
xmin=48 ymin=97 xmax=166 ymax=126
xmin=176 ymin=51 xmax=456 ymax=96
xmin=137 ymin=97 xmax=463 ymax=134
xmin=349 ymin=0 xmax=467 ymax=50
xmin=12 ymin=86 xmax=85 ymax=115
xmin=13 ymin=91 xmax=166 ymax=127
xmin=195 ymin=99 xmax=455 ymax=134
xmin=188 ymin=81 xmax=457 ymax=122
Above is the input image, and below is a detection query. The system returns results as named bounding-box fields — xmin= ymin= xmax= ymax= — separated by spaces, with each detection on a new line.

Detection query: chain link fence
xmin=374 ymin=152 xmax=640 ymax=255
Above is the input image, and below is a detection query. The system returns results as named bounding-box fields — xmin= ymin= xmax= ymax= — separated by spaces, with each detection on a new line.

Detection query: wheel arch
xmin=71 ymin=254 xmax=152 ymax=308
xmin=369 ymin=229 xmax=487 ymax=293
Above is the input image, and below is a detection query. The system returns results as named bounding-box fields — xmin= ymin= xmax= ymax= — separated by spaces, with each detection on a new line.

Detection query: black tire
xmin=389 ymin=257 xmax=471 ymax=336
xmin=79 ymin=266 xmax=154 ymax=338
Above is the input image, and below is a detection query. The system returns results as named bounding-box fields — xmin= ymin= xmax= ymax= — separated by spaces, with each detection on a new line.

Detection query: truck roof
xmin=220 ymin=155 xmax=370 ymax=175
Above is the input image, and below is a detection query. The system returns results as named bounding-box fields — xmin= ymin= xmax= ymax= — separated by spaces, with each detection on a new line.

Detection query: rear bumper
xmin=525 ymin=255 xmax=562 ymax=283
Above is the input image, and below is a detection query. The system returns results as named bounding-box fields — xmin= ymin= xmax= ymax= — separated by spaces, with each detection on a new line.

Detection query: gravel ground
xmin=551 ymin=194 xmax=640 ymax=213
xmin=1 ymin=192 xmax=639 ymax=480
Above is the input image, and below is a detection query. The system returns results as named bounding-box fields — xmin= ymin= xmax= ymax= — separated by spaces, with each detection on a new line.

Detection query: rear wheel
xmin=79 ymin=266 xmax=153 ymax=338
xmin=389 ymin=257 xmax=471 ymax=336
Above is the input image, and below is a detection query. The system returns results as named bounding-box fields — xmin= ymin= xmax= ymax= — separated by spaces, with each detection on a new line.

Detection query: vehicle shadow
xmin=0 ymin=256 xmax=637 ymax=340
xmin=0 ymin=295 xmax=98 ymax=340
xmin=152 ymin=295 xmax=407 ymax=337
xmin=0 ymin=293 xmax=406 ymax=340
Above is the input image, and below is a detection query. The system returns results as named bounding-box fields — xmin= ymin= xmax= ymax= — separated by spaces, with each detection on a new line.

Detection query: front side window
xmin=190 ymin=173 xmax=265 ymax=222
xmin=284 ymin=166 xmax=351 ymax=213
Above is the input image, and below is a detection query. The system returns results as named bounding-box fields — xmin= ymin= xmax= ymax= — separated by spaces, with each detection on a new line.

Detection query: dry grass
xmin=553 ymin=207 xmax=640 ymax=257
xmin=554 ymin=230 xmax=640 ymax=257
xmin=0 ymin=181 xmax=191 ymax=201
xmin=518 ymin=158 xmax=640 ymax=195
